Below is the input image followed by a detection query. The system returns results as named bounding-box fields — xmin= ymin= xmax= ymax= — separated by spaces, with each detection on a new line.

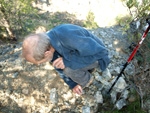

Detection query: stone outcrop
xmin=0 ymin=26 xmax=136 ymax=112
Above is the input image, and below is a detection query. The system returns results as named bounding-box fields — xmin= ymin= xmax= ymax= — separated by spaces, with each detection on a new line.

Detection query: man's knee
xmin=64 ymin=67 xmax=70 ymax=75
xmin=64 ymin=67 xmax=76 ymax=77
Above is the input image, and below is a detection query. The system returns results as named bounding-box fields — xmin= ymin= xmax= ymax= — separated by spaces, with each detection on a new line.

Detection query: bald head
xmin=22 ymin=33 xmax=51 ymax=63
xmin=23 ymin=35 xmax=39 ymax=55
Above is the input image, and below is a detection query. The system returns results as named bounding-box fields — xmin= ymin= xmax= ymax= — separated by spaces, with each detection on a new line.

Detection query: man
xmin=22 ymin=24 xmax=110 ymax=95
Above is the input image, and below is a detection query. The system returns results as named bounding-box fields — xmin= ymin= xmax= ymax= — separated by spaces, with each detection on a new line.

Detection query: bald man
xmin=22 ymin=24 xmax=110 ymax=95
xmin=23 ymin=34 xmax=55 ymax=65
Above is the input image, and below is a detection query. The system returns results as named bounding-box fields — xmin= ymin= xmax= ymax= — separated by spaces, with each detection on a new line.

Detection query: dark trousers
xmin=64 ymin=61 xmax=99 ymax=88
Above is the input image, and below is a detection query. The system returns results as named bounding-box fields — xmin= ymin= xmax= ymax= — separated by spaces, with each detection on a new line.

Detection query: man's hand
xmin=72 ymin=85 xmax=83 ymax=95
xmin=52 ymin=57 xmax=65 ymax=69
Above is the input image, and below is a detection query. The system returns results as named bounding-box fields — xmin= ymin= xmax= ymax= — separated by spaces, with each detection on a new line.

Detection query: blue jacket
xmin=47 ymin=24 xmax=110 ymax=89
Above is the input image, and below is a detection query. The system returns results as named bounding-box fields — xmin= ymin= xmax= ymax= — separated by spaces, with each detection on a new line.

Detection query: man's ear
xmin=44 ymin=51 xmax=51 ymax=57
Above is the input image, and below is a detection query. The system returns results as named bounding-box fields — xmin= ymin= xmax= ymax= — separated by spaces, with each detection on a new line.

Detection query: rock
xmin=113 ymin=51 xmax=120 ymax=59
xmin=62 ymin=91 xmax=72 ymax=101
xmin=116 ymin=99 xmax=126 ymax=110
xmin=53 ymin=107 xmax=59 ymax=112
xmin=82 ymin=95 xmax=96 ymax=106
xmin=114 ymin=67 xmax=120 ymax=74
xmin=96 ymin=67 xmax=102 ymax=73
xmin=102 ymin=68 xmax=112 ymax=81
xmin=128 ymin=95 xmax=136 ymax=103
xmin=111 ymin=91 xmax=117 ymax=103
xmin=108 ymin=44 xmax=113 ymax=49
xmin=122 ymin=90 xmax=129 ymax=99
xmin=95 ymin=91 xmax=103 ymax=103
xmin=5 ymin=89 xmax=12 ymax=95
xmin=126 ymin=64 xmax=135 ymax=76
xmin=93 ymin=81 xmax=104 ymax=90
xmin=22 ymin=89 xmax=29 ymax=95
xmin=49 ymin=88 xmax=58 ymax=104
xmin=69 ymin=98 xmax=76 ymax=104
xmin=94 ymin=72 xmax=101 ymax=81
xmin=26 ymin=106 xmax=32 ymax=113
xmin=82 ymin=106 xmax=90 ymax=113
xmin=12 ymin=72 xmax=19 ymax=78
xmin=0 ymin=49 xmax=2 ymax=54
xmin=94 ymin=74 xmax=110 ymax=86
xmin=111 ymin=77 xmax=127 ymax=92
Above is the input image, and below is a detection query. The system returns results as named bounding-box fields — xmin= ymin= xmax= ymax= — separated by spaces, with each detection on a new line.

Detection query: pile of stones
xmin=0 ymin=26 xmax=137 ymax=113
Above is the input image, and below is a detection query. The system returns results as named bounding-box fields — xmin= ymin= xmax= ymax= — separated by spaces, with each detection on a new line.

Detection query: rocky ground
xmin=0 ymin=25 xmax=140 ymax=113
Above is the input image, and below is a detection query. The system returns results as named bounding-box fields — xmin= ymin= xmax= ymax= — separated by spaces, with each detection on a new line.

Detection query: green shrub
xmin=83 ymin=10 xmax=99 ymax=29
xmin=0 ymin=0 xmax=39 ymax=40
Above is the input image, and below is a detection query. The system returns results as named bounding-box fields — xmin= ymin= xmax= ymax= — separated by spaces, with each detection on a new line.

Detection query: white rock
xmin=114 ymin=67 xmax=120 ymax=74
xmin=143 ymin=99 xmax=150 ymax=110
xmin=116 ymin=99 xmax=126 ymax=110
xmin=94 ymin=73 xmax=110 ymax=86
xmin=22 ymin=89 xmax=29 ymax=95
xmin=111 ymin=77 xmax=127 ymax=92
xmin=108 ymin=44 xmax=113 ymax=49
xmin=62 ymin=91 xmax=72 ymax=101
xmin=69 ymin=98 xmax=76 ymax=104
xmin=82 ymin=106 xmax=90 ymax=113
xmin=111 ymin=91 xmax=117 ymax=104
xmin=5 ymin=89 xmax=11 ymax=95
xmin=102 ymin=68 xmax=112 ymax=81
xmin=95 ymin=91 xmax=103 ymax=103
xmin=94 ymin=72 xmax=101 ymax=81
xmin=122 ymin=90 xmax=129 ymax=99
xmin=12 ymin=72 xmax=19 ymax=78
xmin=49 ymin=88 xmax=58 ymax=104
xmin=96 ymin=67 xmax=102 ymax=73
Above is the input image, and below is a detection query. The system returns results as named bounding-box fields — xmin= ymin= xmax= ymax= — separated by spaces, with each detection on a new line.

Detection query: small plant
xmin=0 ymin=0 xmax=39 ymax=40
xmin=115 ymin=15 xmax=132 ymax=35
xmin=83 ymin=10 xmax=99 ymax=29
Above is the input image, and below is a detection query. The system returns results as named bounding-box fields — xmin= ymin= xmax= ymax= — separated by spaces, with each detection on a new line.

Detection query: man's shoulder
xmin=54 ymin=24 xmax=84 ymax=31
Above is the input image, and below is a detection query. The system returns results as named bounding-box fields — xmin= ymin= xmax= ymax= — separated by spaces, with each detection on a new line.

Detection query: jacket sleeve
xmin=54 ymin=68 xmax=78 ymax=89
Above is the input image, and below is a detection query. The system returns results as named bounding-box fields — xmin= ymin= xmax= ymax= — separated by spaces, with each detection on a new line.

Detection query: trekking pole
xmin=108 ymin=19 xmax=150 ymax=94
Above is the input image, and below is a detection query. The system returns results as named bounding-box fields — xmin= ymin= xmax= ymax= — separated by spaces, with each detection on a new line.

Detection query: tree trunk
xmin=0 ymin=3 xmax=16 ymax=40
xmin=2 ymin=18 xmax=15 ymax=39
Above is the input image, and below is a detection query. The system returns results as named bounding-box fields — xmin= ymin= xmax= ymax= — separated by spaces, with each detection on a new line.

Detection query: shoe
xmin=83 ymin=76 xmax=94 ymax=89
xmin=88 ymin=68 xmax=96 ymax=74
